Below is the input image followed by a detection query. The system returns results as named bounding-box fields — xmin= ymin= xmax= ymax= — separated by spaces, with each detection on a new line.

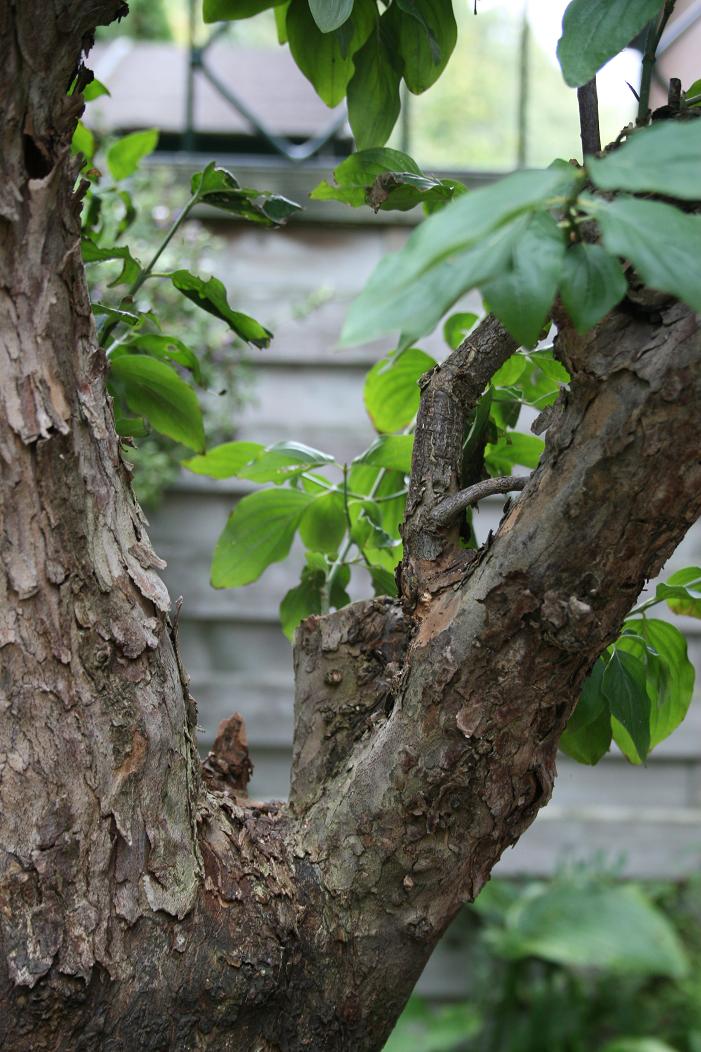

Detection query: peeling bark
xmin=1 ymin=3 xmax=701 ymax=1050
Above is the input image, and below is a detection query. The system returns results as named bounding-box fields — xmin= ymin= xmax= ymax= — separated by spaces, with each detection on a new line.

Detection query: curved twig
xmin=431 ymin=475 xmax=529 ymax=527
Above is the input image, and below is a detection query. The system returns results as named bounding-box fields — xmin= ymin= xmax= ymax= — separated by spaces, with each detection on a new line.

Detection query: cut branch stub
xmin=290 ymin=597 xmax=410 ymax=816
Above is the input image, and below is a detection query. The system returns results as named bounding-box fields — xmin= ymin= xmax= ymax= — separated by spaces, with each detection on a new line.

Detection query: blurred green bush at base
xmin=385 ymin=868 xmax=701 ymax=1052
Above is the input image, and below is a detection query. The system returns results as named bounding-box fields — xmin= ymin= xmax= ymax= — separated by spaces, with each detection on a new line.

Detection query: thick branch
xmin=400 ymin=315 xmax=517 ymax=604
xmin=432 ymin=475 xmax=528 ymax=527
xmin=294 ymin=302 xmax=701 ymax=1032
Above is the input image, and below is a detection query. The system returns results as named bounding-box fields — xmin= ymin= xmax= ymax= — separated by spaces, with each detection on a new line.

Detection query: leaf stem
xmin=629 ymin=594 xmax=663 ymax=616
xmin=99 ymin=188 xmax=201 ymax=348
xmin=131 ymin=190 xmax=200 ymax=298
xmin=321 ymin=465 xmax=389 ymax=613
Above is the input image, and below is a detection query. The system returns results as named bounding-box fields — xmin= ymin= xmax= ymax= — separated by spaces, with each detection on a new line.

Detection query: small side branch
xmin=577 ymin=79 xmax=601 ymax=157
xmin=431 ymin=476 xmax=529 ymax=527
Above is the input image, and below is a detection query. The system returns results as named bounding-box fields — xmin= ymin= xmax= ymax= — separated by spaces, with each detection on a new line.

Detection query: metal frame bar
xmin=182 ymin=0 xmax=347 ymax=162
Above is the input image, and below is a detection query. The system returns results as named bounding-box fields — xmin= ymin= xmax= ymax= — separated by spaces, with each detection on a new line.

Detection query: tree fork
xmin=1 ymin=3 xmax=701 ymax=1050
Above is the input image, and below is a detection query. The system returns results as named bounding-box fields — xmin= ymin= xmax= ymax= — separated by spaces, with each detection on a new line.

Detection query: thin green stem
xmin=320 ymin=421 xmax=415 ymax=612
xmin=629 ymin=593 xmax=663 ymax=617
xmin=299 ymin=473 xmax=334 ymax=492
xmin=99 ymin=189 xmax=200 ymax=348
xmin=104 ymin=330 xmax=133 ymax=359
xmin=367 ymin=488 xmax=407 ymax=504
xmin=131 ymin=190 xmax=199 ymax=297
xmin=637 ymin=1 xmax=677 ymax=122
xmin=321 ymin=465 xmax=389 ymax=613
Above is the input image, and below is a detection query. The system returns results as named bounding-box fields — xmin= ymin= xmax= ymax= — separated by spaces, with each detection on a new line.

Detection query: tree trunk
xmin=1 ymin=3 xmax=700 ymax=1050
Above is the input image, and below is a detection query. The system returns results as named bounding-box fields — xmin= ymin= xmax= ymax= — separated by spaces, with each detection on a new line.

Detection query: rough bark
xmin=1 ymin=3 xmax=701 ymax=1050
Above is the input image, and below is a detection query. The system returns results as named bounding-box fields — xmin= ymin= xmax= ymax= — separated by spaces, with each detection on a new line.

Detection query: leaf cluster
xmin=205 ymin=0 xmax=459 ymax=148
xmin=74 ymin=95 xmax=299 ymax=453
xmin=339 ymin=118 xmax=701 ymax=351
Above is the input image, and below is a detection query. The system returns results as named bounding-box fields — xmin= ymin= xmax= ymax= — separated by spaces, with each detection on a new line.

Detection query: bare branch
xmin=400 ymin=315 xmax=517 ymax=602
xmin=431 ymin=475 xmax=529 ymax=527
xmin=577 ymin=78 xmax=601 ymax=157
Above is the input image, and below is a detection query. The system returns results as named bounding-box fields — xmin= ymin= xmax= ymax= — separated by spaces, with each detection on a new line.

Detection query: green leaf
xmin=287 ymin=0 xmax=376 ymax=108
xmin=115 ymin=188 xmax=137 ymax=237
xmin=342 ymin=166 xmax=581 ymax=346
xmin=588 ymin=119 xmax=701 ymax=200
xmin=124 ymin=334 xmax=202 ymax=384
xmin=443 ymin=312 xmax=479 ymax=350
xmin=182 ymin=441 xmax=264 ymax=478
xmin=385 ymin=999 xmax=481 ymax=1052
xmin=481 ymin=212 xmax=565 ymax=347
xmin=72 ymin=121 xmax=95 ymax=163
xmin=355 ymin=435 xmax=414 ymax=475
xmin=203 ymin=0 xmax=286 ymax=21
xmin=602 ymin=649 xmax=651 ymax=764
xmin=484 ymin=431 xmax=544 ymax=474
xmin=491 ymin=879 xmax=688 ymax=977
xmin=508 ymin=349 xmax=568 ymax=414
xmin=560 ymin=659 xmax=612 ymax=765
xmin=170 ymin=269 xmax=273 ymax=347
xmin=657 ymin=565 xmax=701 ymax=619
xmin=191 ymin=163 xmax=301 ymax=226
xmin=392 ymin=0 xmax=457 ymax=94
xmin=352 ymin=501 xmax=400 ymax=554
xmin=619 ymin=618 xmax=695 ymax=749
xmin=311 ymin=148 xmax=421 ymax=207
xmin=348 ymin=467 xmax=405 ymax=563
xmin=106 ymin=128 xmax=159 ymax=181
xmin=347 ymin=17 xmax=402 ymax=148
xmin=528 ymin=349 xmax=569 ymax=384
xmin=298 ymin=490 xmax=346 ymax=554
xmin=364 ymin=348 xmax=436 ymax=433
xmin=82 ymin=78 xmax=110 ymax=101
xmin=275 ymin=1 xmax=290 ymax=42
xmin=369 ymin=565 xmax=398 ymax=598
xmin=586 ymin=195 xmax=701 ymax=314
xmin=350 ymin=215 xmax=528 ymax=347
xmin=238 ymin=441 xmax=335 ymax=484
xmin=81 ymin=239 xmax=142 ymax=288
xmin=114 ymin=411 xmax=149 ymax=438
xmin=211 ymin=488 xmax=313 ymax=587
xmin=559 ymin=243 xmax=628 ymax=333
xmin=557 ymin=0 xmax=663 ymax=88
xmin=279 ymin=564 xmax=325 ymax=640
xmin=602 ymin=1040 xmax=680 ymax=1052
xmin=109 ymin=355 xmax=205 ymax=452
xmin=309 ymin=0 xmax=354 ymax=32
xmin=491 ymin=354 xmax=527 ymax=388
xmin=311 ymin=148 xmax=459 ymax=213
xmin=330 ymin=562 xmax=352 ymax=609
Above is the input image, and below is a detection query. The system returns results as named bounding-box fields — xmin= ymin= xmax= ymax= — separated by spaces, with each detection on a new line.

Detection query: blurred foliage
xmin=402 ymin=3 xmax=630 ymax=171
xmin=386 ymin=871 xmax=701 ymax=1052
xmin=98 ymin=0 xmax=173 ymax=40
xmin=193 ymin=2 xmax=632 ymax=170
